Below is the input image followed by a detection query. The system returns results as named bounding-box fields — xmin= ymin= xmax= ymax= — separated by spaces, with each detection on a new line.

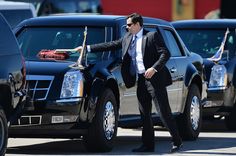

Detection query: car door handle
xmin=170 ymin=67 xmax=177 ymax=73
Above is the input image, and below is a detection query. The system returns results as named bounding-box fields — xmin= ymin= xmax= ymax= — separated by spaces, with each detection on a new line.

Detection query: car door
xmin=120 ymin=25 xmax=181 ymax=116
xmin=145 ymin=26 xmax=179 ymax=114
xmin=157 ymin=26 xmax=184 ymax=113
xmin=119 ymin=24 xmax=165 ymax=117
xmin=119 ymin=24 xmax=140 ymax=117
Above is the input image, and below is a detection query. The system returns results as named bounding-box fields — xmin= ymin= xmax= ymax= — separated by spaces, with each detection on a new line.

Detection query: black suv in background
xmin=173 ymin=19 xmax=236 ymax=130
xmin=11 ymin=15 xmax=204 ymax=152
xmin=0 ymin=14 xmax=26 ymax=156
xmin=0 ymin=1 xmax=36 ymax=29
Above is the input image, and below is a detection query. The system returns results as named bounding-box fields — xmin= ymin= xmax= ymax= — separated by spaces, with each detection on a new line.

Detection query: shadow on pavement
xmin=6 ymin=119 xmax=236 ymax=155
xmin=6 ymin=135 xmax=236 ymax=155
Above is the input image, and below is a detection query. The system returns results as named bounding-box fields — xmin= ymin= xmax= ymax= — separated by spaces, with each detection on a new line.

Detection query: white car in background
xmin=0 ymin=1 xmax=36 ymax=28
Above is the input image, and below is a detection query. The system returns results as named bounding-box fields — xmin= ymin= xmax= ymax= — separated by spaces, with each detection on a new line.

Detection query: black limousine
xmin=0 ymin=14 xmax=26 ymax=156
xmin=11 ymin=15 xmax=204 ymax=152
xmin=173 ymin=19 xmax=236 ymax=130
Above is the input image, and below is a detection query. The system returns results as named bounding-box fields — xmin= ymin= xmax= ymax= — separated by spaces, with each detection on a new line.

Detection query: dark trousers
xmin=137 ymin=74 xmax=181 ymax=148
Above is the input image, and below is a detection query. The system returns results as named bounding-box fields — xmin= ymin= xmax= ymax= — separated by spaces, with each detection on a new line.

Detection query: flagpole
xmin=76 ymin=26 xmax=88 ymax=69
xmin=207 ymin=28 xmax=229 ymax=62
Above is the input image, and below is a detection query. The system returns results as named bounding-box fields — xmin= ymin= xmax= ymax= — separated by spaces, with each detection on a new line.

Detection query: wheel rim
xmin=103 ymin=101 xmax=116 ymax=140
xmin=190 ymin=96 xmax=200 ymax=130
xmin=0 ymin=116 xmax=4 ymax=150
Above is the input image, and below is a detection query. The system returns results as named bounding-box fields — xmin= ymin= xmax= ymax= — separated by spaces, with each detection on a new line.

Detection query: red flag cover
xmin=37 ymin=49 xmax=69 ymax=60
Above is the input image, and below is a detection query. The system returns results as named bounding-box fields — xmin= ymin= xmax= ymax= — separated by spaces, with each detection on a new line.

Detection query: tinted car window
xmin=145 ymin=26 xmax=158 ymax=32
xmin=0 ymin=14 xmax=20 ymax=55
xmin=0 ymin=10 xmax=33 ymax=28
xmin=17 ymin=27 xmax=114 ymax=62
xmin=121 ymin=25 xmax=158 ymax=37
xmin=177 ymin=29 xmax=236 ymax=59
xmin=163 ymin=30 xmax=182 ymax=57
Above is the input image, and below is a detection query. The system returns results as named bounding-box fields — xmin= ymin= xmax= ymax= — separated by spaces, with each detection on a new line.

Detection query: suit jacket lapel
xmin=124 ymin=35 xmax=133 ymax=55
xmin=142 ymin=29 xmax=148 ymax=56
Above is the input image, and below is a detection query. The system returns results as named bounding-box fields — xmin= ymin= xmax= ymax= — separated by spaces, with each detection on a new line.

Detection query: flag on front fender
xmin=207 ymin=28 xmax=230 ymax=62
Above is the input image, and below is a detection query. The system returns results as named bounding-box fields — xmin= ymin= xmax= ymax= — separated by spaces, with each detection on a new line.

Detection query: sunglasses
xmin=127 ymin=23 xmax=134 ymax=27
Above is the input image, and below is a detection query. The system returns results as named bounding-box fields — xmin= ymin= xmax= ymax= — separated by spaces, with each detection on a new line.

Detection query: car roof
xmin=172 ymin=19 xmax=236 ymax=29
xmin=16 ymin=14 xmax=171 ymax=27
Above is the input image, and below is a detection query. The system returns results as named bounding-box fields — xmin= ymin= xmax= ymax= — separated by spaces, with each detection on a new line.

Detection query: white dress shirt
xmin=134 ymin=28 xmax=146 ymax=74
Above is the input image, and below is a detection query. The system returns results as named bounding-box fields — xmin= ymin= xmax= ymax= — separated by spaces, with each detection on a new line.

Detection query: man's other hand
xmin=144 ymin=67 xmax=156 ymax=79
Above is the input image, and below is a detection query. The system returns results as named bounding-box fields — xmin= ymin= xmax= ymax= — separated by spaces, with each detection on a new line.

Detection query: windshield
xmin=17 ymin=27 xmax=110 ymax=62
xmin=177 ymin=29 xmax=236 ymax=60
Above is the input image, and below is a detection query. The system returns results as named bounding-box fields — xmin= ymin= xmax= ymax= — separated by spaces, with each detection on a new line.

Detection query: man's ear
xmin=136 ymin=22 xmax=141 ymax=27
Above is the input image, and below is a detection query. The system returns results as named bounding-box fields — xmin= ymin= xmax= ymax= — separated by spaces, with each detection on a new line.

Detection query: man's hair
xmin=127 ymin=13 xmax=143 ymax=27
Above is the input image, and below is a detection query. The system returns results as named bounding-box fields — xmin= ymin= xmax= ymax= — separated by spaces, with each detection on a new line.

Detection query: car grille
xmin=11 ymin=115 xmax=42 ymax=126
xmin=27 ymin=75 xmax=54 ymax=101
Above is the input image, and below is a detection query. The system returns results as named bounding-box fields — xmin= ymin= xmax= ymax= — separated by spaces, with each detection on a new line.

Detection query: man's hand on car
xmin=75 ymin=46 xmax=83 ymax=53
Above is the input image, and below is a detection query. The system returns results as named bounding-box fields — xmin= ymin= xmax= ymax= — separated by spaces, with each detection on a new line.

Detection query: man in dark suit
xmin=76 ymin=13 xmax=182 ymax=153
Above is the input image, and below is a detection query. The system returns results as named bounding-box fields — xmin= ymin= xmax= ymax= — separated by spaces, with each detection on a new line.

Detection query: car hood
xmin=25 ymin=59 xmax=115 ymax=77
xmin=25 ymin=60 xmax=74 ymax=76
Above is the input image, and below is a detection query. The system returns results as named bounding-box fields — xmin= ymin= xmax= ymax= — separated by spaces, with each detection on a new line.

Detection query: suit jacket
xmin=90 ymin=29 xmax=172 ymax=88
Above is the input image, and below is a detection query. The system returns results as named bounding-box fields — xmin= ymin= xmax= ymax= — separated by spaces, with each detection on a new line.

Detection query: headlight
xmin=209 ymin=65 xmax=227 ymax=88
xmin=60 ymin=71 xmax=83 ymax=98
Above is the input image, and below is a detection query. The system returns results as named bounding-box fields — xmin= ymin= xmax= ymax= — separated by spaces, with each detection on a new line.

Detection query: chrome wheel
xmin=190 ymin=96 xmax=200 ymax=130
xmin=177 ymin=84 xmax=201 ymax=140
xmin=103 ymin=101 xmax=115 ymax=140
xmin=84 ymin=89 xmax=117 ymax=152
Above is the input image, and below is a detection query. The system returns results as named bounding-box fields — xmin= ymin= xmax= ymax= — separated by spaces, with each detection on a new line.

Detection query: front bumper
xmin=9 ymin=122 xmax=88 ymax=138
xmin=10 ymin=97 xmax=86 ymax=128
xmin=207 ymin=87 xmax=226 ymax=101
xmin=205 ymin=86 xmax=233 ymax=108
xmin=203 ymin=87 xmax=226 ymax=108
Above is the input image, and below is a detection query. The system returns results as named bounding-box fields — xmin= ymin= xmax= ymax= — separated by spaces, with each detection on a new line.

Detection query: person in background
xmin=76 ymin=13 xmax=183 ymax=153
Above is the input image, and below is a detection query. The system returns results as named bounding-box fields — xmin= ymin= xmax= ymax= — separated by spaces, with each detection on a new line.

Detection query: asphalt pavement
xmin=6 ymin=119 xmax=236 ymax=156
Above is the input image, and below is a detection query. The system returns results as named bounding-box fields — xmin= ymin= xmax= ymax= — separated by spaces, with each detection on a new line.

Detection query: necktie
xmin=129 ymin=35 xmax=137 ymax=76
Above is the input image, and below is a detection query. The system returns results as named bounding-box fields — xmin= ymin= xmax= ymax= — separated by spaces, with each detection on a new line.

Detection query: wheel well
xmin=181 ymin=75 xmax=202 ymax=112
xmin=0 ymin=84 xmax=13 ymax=120
xmin=190 ymin=75 xmax=202 ymax=96
xmin=105 ymin=79 xmax=120 ymax=109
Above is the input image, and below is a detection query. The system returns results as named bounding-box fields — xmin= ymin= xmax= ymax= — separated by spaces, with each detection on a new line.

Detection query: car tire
xmin=83 ymin=88 xmax=118 ymax=152
xmin=225 ymin=105 xmax=236 ymax=131
xmin=0 ymin=107 xmax=8 ymax=156
xmin=177 ymin=84 xmax=202 ymax=140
